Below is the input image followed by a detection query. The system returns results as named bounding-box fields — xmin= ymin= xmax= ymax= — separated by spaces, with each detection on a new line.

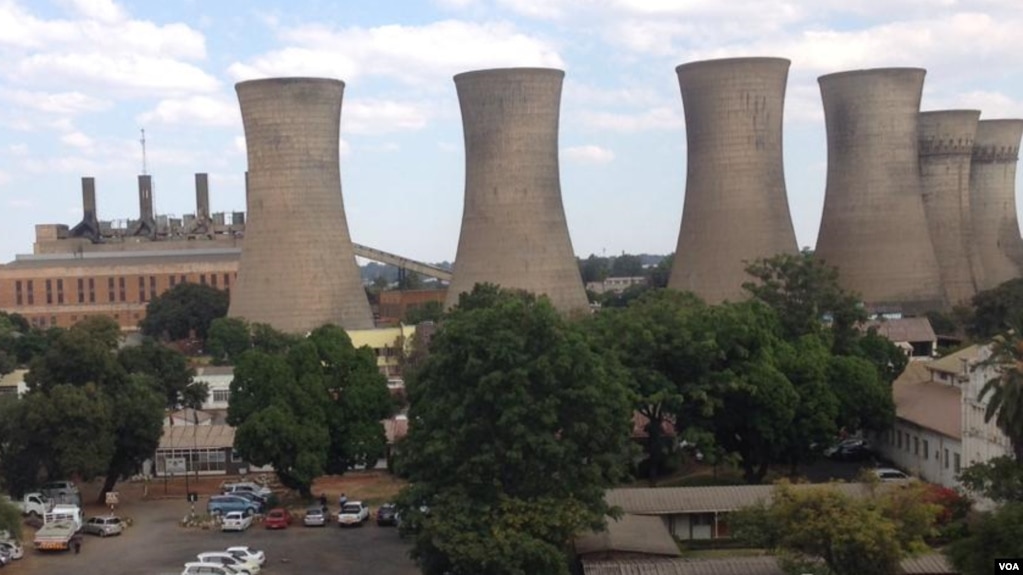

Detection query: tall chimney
xmin=138 ymin=174 xmax=154 ymax=222
xmin=81 ymin=177 xmax=97 ymax=220
xmin=195 ymin=173 xmax=210 ymax=221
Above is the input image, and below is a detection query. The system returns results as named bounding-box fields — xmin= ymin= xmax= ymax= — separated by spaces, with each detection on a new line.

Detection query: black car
xmin=376 ymin=503 xmax=398 ymax=527
xmin=824 ymin=439 xmax=873 ymax=461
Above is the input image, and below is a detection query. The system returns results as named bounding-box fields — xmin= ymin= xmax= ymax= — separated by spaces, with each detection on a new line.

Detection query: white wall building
xmin=876 ymin=344 xmax=1012 ymax=491
xmin=194 ymin=365 xmax=233 ymax=411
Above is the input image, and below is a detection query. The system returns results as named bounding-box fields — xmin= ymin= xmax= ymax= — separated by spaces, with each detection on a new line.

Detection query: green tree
xmin=610 ymin=253 xmax=644 ymax=277
xmin=397 ymin=285 xmax=633 ymax=575
xmin=586 ymin=289 xmax=707 ymax=482
xmin=827 ymin=354 xmax=895 ymax=434
xmin=139 ymin=282 xmax=229 ymax=341
xmin=205 ymin=317 xmax=252 ymax=364
xmin=946 ymin=502 xmax=1023 ymax=575
xmin=98 ymin=373 xmax=165 ymax=496
xmin=969 ymin=277 xmax=1023 ymax=339
xmin=731 ymin=482 xmax=939 ymax=575
xmin=0 ymin=496 xmax=22 ymax=542
xmin=118 ymin=338 xmax=206 ymax=411
xmin=978 ymin=325 xmax=1023 ymax=461
xmin=743 ymin=250 xmax=866 ymax=353
xmin=404 ymin=301 xmax=444 ymax=325
xmin=958 ymin=456 xmax=1023 ymax=503
xmin=775 ymin=336 xmax=840 ymax=475
xmin=398 ymin=270 xmax=424 ymax=291
xmin=646 ymin=253 xmax=673 ymax=288
xmin=579 ymin=254 xmax=609 ymax=283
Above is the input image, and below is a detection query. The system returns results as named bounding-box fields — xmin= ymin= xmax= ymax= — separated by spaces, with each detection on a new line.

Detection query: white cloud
xmin=8 ymin=198 xmax=32 ymax=208
xmin=233 ymin=136 xmax=246 ymax=155
xmin=0 ymin=170 xmax=10 ymax=185
xmin=343 ymin=100 xmax=430 ymax=134
xmin=61 ymin=131 xmax=94 ymax=148
xmin=139 ymin=96 xmax=240 ymax=127
xmin=16 ymin=53 xmax=219 ymax=95
xmin=229 ymin=20 xmax=564 ymax=86
xmin=934 ymin=90 xmax=1023 ymax=120
xmin=563 ymin=144 xmax=615 ymax=164
xmin=8 ymin=144 xmax=29 ymax=156
xmin=580 ymin=106 xmax=684 ymax=132
xmin=60 ymin=0 xmax=126 ymax=23
xmin=1 ymin=89 xmax=111 ymax=115
xmin=435 ymin=0 xmax=479 ymax=7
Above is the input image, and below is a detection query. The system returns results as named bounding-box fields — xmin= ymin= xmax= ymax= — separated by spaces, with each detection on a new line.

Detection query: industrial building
xmin=814 ymin=68 xmax=944 ymax=313
xmin=445 ymin=67 xmax=589 ymax=314
xmin=918 ymin=110 xmax=981 ymax=306
xmin=229 ymin=77 xmax=374 ymax=333
xmin=969 ymin=119 xmax=1023 ymax=291
xmin=668 ymin=57 xmax=798 ymax=303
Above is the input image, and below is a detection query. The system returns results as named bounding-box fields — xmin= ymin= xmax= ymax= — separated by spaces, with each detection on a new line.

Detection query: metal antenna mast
xmin=140 ymin=128 xmax=148 ymax=175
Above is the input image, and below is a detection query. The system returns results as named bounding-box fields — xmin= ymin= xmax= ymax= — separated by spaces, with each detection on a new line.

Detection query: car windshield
xmin=341 ymin=504 xmax=362 ymax=513
xmin=307 ymin=508 xmax=322 ymax=515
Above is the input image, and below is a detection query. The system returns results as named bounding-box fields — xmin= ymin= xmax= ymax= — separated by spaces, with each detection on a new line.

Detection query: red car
xmin=264 ymin=508 xmax=293 ymax=530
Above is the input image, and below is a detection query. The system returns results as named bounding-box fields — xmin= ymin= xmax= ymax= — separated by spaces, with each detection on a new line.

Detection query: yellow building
xmin=347 ymin=325 xmax=417 ymax=379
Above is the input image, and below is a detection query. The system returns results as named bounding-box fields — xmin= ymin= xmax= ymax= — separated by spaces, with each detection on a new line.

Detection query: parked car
xmin=232 ymin=491 xmax=267 ymax=512
xmin=263 ymin=508 xmax=292 ymax=529
xmin=82 ymin=515 xmax=123 ymax=537
xmin=337 ymin=501 xmax=369 ymax=527
xmin=874 ymin=467 xmax=911 ymax=483
xmin=226 ymin=546 xmax=265 ymax=567
xmin=39 ymin=481 xmax=80 ymax=506
xmin=221 ymin=482 xmax=272 ymax=498
xmin=376 ymin=503 xmax=398 ymax=527
xmin=303 ymin=506 xmax=328 ymax=527
xmin=824 ymin=438 xmax=873 ymax=461
xmin=181 ymin=561 xmax=240 ymax=575
xmin=220 ymin=511 xmax=253 ymax=532
xmin=198 ymin=551 xmax=260 ymax=574
xmin=0 ymin=546 xmax=9 ymax=567
xmin=0 ymin=540 xmax=23 ymax=560
xmin=207 ymin=495 xmax=258 ymax=517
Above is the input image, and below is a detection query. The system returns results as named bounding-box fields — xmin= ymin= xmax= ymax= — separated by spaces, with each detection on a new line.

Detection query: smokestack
xmin=229 ymin=77 xmax=373 ymax=333
xmin=444 ymin=68 xmax=588 ymax=314
xmin=69 ymin=176 xmax=100 ymax=241
xmin=195 ymin=173 xmax=210 ymax=221
xmin=918 ymin=110 xmax=981 ymax=306
xmin=138 ymin=174 xmax=153 ymax=222
xmin=970 ymin=119 xmax=1023 ymax=290
xmin=667 ymin=57 xmax=799 ymax=303
xmin=814 ymin=68 xmax=943 ymax=312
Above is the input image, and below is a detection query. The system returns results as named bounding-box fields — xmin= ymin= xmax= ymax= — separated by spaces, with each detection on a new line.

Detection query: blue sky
xmin=0 ymin=0 xmax=1021 ymax=265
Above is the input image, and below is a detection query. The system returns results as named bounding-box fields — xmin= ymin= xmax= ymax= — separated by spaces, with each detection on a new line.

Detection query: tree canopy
xmin=977 ymin=322 xmax=1023 ymax=461
xmin=2 ymin=316 xmax=165 ymax=501
xmin=969 ymin=277 xmax=1023 ymax=339
xmin=731 ymin=482 xmax=940 ymax=575
xmin=227 ymin=324 xmax=392 ymax=496
xmin=117 ymin=338 xmax=206 ymax=411
xmin=946 ymin=501 xmax=1023 ymax=575
xmin=139 ymin=282 xmax=229 ymax=341
xmin=396 ymin=284 xmax=633 ymax=575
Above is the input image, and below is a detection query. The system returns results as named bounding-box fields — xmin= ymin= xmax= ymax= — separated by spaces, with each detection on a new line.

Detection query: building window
xmin=26 ymin=280 xmax=33 ymax=305
xmin=224 ymin=274 xmax=230 ymax=287
xmin=200 ymin=274 xmax=207 ymax=285
xmin=170 ymin=276 xmax=176 ymax=288
xmin=913 ymin=436 xmax=919 ymax=456
xmin=231 ymin=449 xmax=243 ymax=463
xmin=108 ymin=277 xmax=115 ymax=302
xmin=923 ymin=439 xmax=929 ymax=460
xmin=50 ymin=316 xmax=56 ymax=326
xmin=138 ymin=276 xmax=146 ymax=302
xmin=180 ymin=274 xmax=186 ymax=284
xmin=211 ymin=274 xmax=217 ymax=287
xmin=119 ymin=277 xmax=126 ymax=302
xmin=45 ymin=279 xmax=52 ymax=304
xmin=149 ymin=276 xmax=156 ymax=300
xmin=15 ymin=280 xmax=22 ymax=306
xmin=212 ymin=389 xmax=231 ymax=403
xmin=88 ymin=278 xmax=95 ymax=303
xmin=77 ymin=278 xmax=85 ymax=303
xmin=954 ymin=452 xmax=961 ymax=473
xmin=56 ymin=279 xmax=63 ymax=304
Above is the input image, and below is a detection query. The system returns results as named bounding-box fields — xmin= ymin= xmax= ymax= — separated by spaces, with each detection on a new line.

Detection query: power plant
xmin=445 ymin=67 xmax=589 ymax=314
xmin=918 ymin=110 xmax=981 ymax=306
xmin=668 ymin=57 xmax=798 ymax=303
xmin=229 ymin=77 xmax=374 ymax=333
xmin=814 ymin=68 xmax=944 ymax=312
xmin=969 ymin=119 xmax=1023 ymax=291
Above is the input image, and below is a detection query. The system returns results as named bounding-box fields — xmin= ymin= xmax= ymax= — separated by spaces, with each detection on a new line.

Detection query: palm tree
xmin=979 ymin=324 xmax=1023 ymax=462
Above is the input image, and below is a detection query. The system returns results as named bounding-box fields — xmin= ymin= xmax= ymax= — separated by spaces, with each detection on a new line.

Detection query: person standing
xmin=72 ymin=533 xmax=81 ymax=555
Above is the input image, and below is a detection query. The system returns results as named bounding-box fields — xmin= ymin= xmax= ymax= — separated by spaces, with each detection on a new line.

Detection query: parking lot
xmin=10 ymin=497 xmax=420 ymax=575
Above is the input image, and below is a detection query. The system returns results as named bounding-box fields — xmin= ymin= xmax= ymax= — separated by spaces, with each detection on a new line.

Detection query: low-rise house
xmin=863 ymin=317 xmax=937 ymax=359
xmin=194 ymin=365 xmax=234 ymax=411
xmin=165 ymin=407 xmax=214 ymax=427
xmin=0 ymin=368 xmax=27 ymax=397
xmin=575 ymin=514 xmax=681 ymax=560
xmin=581 ymin=554 xmax=957 ymax=575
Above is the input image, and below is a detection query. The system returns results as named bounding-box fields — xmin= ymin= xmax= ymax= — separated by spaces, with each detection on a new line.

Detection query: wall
xmin=876 ymin=424 xmax=961 ymax=488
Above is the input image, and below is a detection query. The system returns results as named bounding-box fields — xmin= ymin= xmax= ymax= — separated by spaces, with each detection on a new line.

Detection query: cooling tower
xmin=69 ymin=176 xmax=100 ymax=241
xmin=815 ymin=68 xmax=943 ymax=312
xmin=667 ymin=57 xmax=798 ymax=303
xmin=918 ymin=110 xmax=981 ymax=306
xmin=229 ymin=77 xmax=374 ymax=333
xmin=445 ymin=68 xmax=588 ymax=313
xmin=970 ymin=119 xmax=1023 ymax=291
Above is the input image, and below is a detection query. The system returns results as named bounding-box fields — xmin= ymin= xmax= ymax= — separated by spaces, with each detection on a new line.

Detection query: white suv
xmin=337 ymin=501 xmax=369 ymax=526
xmin=874 ymin=468 xmax=911 ymax=483
xmin=181 ymin=563 xmax=236 ymax=575
xmin=197 ymin=551 xmax=260 ymax=574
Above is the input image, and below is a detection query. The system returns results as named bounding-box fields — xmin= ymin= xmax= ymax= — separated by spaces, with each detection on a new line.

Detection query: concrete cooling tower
xmin=229 ymin=77 xmax=374 ymax=333
xmin=814 ymin=68 xmax=943 ymax=312
xmin=918 ymin=110 xmax=981 ymax=307
xmin=667 ymin=57 xmax=798 ymax=303
xmin=445 ymin=68 xmax=588 ymax=314
xmin=970 ymin=119 xmax=1023 ymax=291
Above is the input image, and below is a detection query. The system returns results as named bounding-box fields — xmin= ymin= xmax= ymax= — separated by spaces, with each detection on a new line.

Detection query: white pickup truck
xmin=33 ymin=505 xmax=83 ymax=551
xmin=2 ymin=493 xmax=53 ymax=517
xmin=220 ymin=511 xmax=253 ymax=532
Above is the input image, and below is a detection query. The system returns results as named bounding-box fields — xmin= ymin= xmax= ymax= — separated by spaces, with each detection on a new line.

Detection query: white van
xmin=180 ymin=562 xmax=239 ymax=575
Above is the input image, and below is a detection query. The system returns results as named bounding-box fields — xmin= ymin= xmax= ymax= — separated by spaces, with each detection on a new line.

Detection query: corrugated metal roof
xmin=582 ymin=554 xmax=957 ymax=575
xmin=158 ymin=424 xmax=235 ymax=450
xmin=0 ymin=369 xmax=27 ymax=388
xmin=927 ymin=344 xmax=982 ymax=375
xmin=576 ymin=514 xmax=681 ymax=558
xmin=606 ymin=483 xmax=875 ymax=515
xmin=196 ymin=365 xmax=235 ymax=377
xmin=893 ymin=362 xmax=961 ymax=439
xmin=864 ymin=317 xmax=937 ymax=344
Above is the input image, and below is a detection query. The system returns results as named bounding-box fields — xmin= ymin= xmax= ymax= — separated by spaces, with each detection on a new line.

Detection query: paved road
xmin=13 ymin=498 xmax=420 ymax=575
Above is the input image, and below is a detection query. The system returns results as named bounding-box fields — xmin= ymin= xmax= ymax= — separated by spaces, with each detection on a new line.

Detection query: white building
xmin=876 ymin=344 xmax=1012 ymax=491
xmin=194 ymin=365 xmax=234 ymax=411
xmin=0 ymin=368 xmax=28 ymax=397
